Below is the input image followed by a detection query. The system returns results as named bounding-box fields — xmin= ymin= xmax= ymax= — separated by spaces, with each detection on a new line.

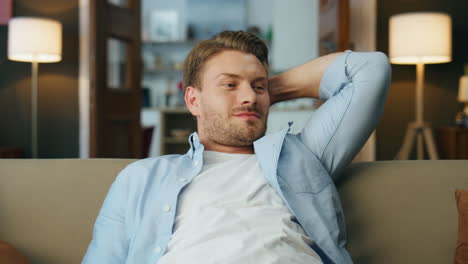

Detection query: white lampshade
xmin=459 ymin=76 xmax=468 ymax=103
xmin=8 ymin=17 xmax=62 ymax=63
xmin=389 ymin=12 xmax=452 ymax=64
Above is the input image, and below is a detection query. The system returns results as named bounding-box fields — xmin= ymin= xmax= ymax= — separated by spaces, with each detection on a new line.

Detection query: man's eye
xmin=254 ymin=85 xmax=266 ymax=92
xmin=224 ymin=83 xmax=236 ymax=88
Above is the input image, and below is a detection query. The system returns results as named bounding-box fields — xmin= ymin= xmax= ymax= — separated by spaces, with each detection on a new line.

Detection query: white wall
xmin=271 ymin=0 xmax=319 ymax=72
xmin=141 ymin=0 xmax=188 ymax=41
xmin=350 ymin=0 xmax=376 ymax=52
xmin=246 ymin=0 xmax=272 ymax=35
xmin=349 ymin=0 xmax=377 ymax=162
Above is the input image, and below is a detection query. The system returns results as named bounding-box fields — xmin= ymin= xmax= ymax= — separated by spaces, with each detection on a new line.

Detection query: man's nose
xmin=238 ymin=82 xmax=257 ymax=105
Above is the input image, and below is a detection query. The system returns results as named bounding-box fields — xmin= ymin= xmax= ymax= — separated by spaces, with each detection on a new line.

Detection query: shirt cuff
xmin=318 ymin=50 xmax=352 ymax=100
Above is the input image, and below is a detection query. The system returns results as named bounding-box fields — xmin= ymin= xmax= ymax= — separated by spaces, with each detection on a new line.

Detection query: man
xmin=83 ymin=31 xmax=391 ymax=264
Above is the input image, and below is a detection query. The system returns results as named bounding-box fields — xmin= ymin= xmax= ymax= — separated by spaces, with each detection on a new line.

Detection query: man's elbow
xmin=370 ymin=52 xmax=392 ymax=86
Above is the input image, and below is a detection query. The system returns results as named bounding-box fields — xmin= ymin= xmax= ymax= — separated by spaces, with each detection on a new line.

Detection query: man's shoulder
xmin=129 ymin=153 xmax=184 ymax=168
xmin=118 ymin=153 xmax=186 ymax=182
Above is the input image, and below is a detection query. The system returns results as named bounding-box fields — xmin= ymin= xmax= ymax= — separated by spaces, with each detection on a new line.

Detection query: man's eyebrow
xmin=253 ymin=76 xmax=268 ymax=82
xmin=216 ymin=73 xmax=241 ymax=79
xmin=216 ymin=73 xmax=267 ymax=82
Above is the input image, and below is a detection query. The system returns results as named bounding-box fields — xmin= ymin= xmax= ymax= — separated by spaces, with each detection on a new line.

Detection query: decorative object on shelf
xmin=108 ymin=0 xmax=127 ymax=7
xmin=186 ymin=0 xmax=246 ymax=41
xmin=172 ymin=60 xmax=184 ymax=71
xmin=247 ymin=25 xmax=261 ymax=36
xmin=157 ymin=78 xmax=185 ymax=108
xmin=150 ymin=10 xmax=179 ymax=42
xmin=170 ymin=128 xmax=191 ymax=139
xmin=390 ymin=12 xmax=452 ymax=160
xmin=457 ymin=64 xmax=468 ymax=127
xmin=246 ymin=25 xmax=272 ymax=46
xmin=187 ymin=23 xmax=196 ymax=41
xmin=0 ymin=0 xmax=12 ymax=25
xmin=142 ymin=87 xmax=151 ymax=108
xmin=8 ymin=17 xmax=62 ymax=158
xmin=154 ymin=53 xmax=164 ymax=71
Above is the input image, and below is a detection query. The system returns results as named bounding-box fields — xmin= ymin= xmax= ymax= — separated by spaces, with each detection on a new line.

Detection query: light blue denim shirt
xmin=82 ymin=51 xmax=391 ymax=264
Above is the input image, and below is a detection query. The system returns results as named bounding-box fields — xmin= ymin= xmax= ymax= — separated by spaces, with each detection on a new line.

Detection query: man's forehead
xmin=205 ymin=55 xmax=266 ymax=74
xmin=199 ymin=50 xmax=268 ymax=84
xmin=215 ymin=72 xmax=267 ymax=82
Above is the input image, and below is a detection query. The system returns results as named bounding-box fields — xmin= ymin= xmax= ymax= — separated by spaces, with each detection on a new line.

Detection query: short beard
xmin=201 ymin=107 xmax=268 ymax=147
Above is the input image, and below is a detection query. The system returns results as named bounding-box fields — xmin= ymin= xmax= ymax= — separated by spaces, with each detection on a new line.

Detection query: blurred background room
xmin=0 ymin=0 xmax=467 ymax=160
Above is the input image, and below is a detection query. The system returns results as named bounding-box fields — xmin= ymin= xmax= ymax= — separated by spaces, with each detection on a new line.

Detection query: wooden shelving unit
xmin=159 ymin=107 xmax=197 ymax=155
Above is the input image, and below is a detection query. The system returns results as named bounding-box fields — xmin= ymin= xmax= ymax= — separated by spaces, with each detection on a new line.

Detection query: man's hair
xmin=183 ymin=30 xmax=269 ymax=93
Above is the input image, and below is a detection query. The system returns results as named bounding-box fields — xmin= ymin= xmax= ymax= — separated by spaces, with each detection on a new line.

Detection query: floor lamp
xmin=389 ymin=12 xmax=452 ymax=160
xmin=8 ymin=17 xmax=62 ymax=158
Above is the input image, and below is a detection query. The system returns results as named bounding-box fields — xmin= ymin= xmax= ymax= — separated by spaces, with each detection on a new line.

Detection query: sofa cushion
xmin=455 ymin=189 xmax=468 ymax=264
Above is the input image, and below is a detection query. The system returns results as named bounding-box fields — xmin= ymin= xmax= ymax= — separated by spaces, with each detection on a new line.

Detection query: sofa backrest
xmin=0 ymin=159 xmax=135 ymax=264
xmin=0 ymin=159 xmax=467 ymax=264
xmin=338 ymin=160 xmax=468 ymax=264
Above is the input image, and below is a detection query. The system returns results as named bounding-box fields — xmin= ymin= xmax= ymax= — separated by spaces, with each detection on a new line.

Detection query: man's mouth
xmin=233 ymin=112 xmax=260 ymax=119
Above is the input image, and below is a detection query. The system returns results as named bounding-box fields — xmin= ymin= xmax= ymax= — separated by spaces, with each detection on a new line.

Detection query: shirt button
xmin=154 ymin=246 xmax=161 ymax=253
xmin=193 ymin=160 xmax=199 ymax=166
xmin=163 ymin=204 xmax=171 ymax=212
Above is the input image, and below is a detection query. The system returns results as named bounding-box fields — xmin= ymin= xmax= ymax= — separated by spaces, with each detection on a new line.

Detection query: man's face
xmin=186 ymin=50 xmax=270 ymax=147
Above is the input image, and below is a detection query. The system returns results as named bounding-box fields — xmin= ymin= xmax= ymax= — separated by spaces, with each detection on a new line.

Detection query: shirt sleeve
xmin=297 ymin=51 xmax=392 ymax=181
xmin=81 ymin=168 xmax=130 ymax=264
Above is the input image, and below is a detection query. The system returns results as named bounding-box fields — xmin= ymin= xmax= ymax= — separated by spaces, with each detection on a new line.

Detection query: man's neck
xmin=201 ymin=140 xmax=254 ymax=154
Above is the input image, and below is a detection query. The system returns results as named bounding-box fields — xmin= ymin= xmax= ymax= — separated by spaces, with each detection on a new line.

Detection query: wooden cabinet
xmin=0 ymin=147 xmax=23 ymax=158
xmin=435 ymin=126 xmax=468 ymax=159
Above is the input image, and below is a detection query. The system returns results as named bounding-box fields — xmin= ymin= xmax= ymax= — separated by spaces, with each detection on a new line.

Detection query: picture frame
xmin=150 ymin=10 xmax=179 ymax=42
xmin=319 ymin=0 xmax=350 ymax=55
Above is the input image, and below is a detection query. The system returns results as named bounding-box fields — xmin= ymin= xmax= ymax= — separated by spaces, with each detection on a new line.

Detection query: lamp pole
xmin=31 ymin=60 xmax=39 ymax=158
xmin=415 ymin=63 xmax=424 ymax=159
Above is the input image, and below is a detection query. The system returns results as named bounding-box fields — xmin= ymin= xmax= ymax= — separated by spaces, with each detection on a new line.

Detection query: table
xmin=435 ymin=126 xmax=468 ymax=159
xmin=0 ymin=147 xmax=24 ymax=158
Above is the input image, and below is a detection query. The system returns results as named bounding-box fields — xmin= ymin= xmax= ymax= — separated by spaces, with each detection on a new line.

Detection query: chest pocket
xmin=277 ymin=136 xmax=331 ymax=194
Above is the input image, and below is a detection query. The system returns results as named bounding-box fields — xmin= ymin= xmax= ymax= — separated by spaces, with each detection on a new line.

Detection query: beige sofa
xmin=1 ymin=159 xmax=466 ymax=264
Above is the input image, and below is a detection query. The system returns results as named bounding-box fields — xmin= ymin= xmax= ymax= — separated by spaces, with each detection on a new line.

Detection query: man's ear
xmin=184 ymin=86 xmax=200 ymax=117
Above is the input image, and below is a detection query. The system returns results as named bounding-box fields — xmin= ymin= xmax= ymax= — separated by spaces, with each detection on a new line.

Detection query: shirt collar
xmin=187 ymin=132 xmax=202 ymax=159
xmin=186 ymin=121 xmax=293 ymax=159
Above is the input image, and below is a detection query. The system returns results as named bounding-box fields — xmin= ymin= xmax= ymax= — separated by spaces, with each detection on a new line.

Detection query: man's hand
xmin=268 ymin=52 xmax=344 ymax=105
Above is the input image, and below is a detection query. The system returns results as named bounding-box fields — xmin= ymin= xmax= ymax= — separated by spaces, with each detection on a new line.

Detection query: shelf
xmin=143 ymin=40 xmax=198 ymax=45
xmin=164 ymin=137 xmax=189 ymax=144
xmin=143 ymin=69 xmax=182 ymax=75
xmin=159 ymin=107 xmax=190 ymax=113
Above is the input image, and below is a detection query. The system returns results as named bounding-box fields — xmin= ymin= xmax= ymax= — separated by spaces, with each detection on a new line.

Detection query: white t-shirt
xmin=158 ymin=151 xmax=323 ymax=264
